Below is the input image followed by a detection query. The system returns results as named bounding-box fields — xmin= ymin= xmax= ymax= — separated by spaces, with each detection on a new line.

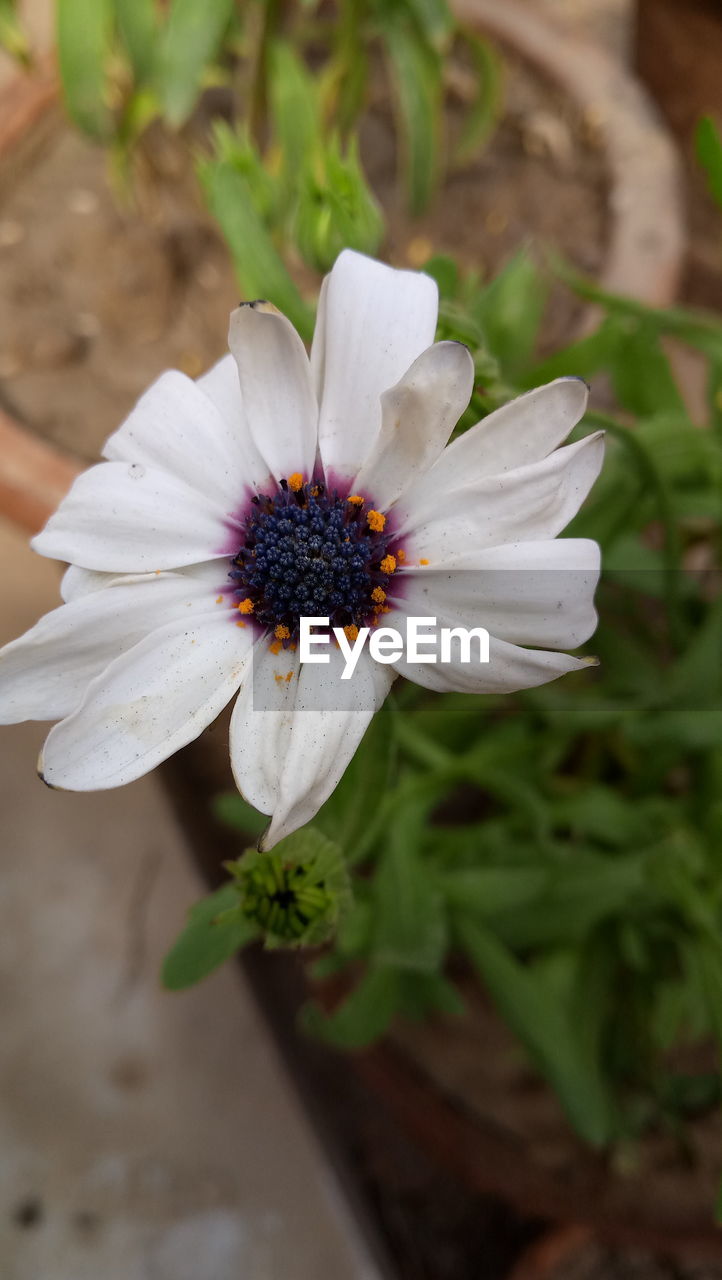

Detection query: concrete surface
xmin=0 ymin=515 xmax=386 ymax=1279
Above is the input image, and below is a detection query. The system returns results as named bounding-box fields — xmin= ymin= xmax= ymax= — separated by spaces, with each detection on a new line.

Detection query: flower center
xmin=230 ymin=477 xmax=396 ymax=638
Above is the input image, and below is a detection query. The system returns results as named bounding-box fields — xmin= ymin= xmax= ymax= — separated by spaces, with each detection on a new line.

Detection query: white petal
xmin=393 ymin=628 xmax=594 ymax=695
xmin=396 ymin=432 xmax=605 ymax=558
xmin=39 ymin=611 xmax=253 ymax=789
xmin=103 ymin=367 xmax=268 ymax=509
xmin=196 ymin=353 xmax=244 ymax=433
xmin=32 ymin=461 xmax=235 ymax=572
xmin=262 ymin=646 xmax=395 ymax=849
xmin=315 ymin=250 xmax=439 ymax=481
xmin=0 ymin=571 xmax=230 ymax=724
xmin=229 ymin=641 xmax=301 ymax=815
xmin=309 ymin=272 xmax=330 ymax=403
xmin=405 ymin=378 xmax=590 ymax=510
xmin=351 ymin=341 xmax=475 ymax=510
xmin=61 ymin=565 xmax=119 ymax=602
xmin=395 ymin=539 xmax=601 ymax=649
xmin=61 ymin=558 xmax=234 ymax=603
xmin=229 ymin=303 xmax=317 ymax=483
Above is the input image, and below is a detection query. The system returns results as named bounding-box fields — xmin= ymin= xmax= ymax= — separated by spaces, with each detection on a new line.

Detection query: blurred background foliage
xmin=5 ymin=0 xmax=722 ymax=1197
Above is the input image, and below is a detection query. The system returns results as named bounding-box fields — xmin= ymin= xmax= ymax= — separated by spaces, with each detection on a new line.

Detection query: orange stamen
xmin=274 ymin=624 xmax=291 ymax=640
xmin=238 ymin=598 xmax=254 ymax=614
xmin=343 ymin=624 xmax=359 ymax=643
xmin=419 ymin=558 xmax=429 ymax=566
xmin=348 ymin=494 xmax=364 ymax=506
xmin=367 ymin=509 xmax=385 ymax=532
xmin=288 ymin=473 xmax=304 ymax=492
xmin=380 ymin=555 xmax=396 ymax=574
xmin=371 ymin=587 xmax=386 ymax=604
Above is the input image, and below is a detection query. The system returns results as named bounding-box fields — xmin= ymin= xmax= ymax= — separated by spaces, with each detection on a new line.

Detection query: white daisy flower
xmin=0 ymin=250 xmax=604 ymax=849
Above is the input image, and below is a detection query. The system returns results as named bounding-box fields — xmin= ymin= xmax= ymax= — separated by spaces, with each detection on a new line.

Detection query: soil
xmin=0 ymin=52 xmax=608 ymax=464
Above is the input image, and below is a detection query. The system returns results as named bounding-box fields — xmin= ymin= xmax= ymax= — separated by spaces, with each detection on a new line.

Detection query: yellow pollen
xmin=348 ymin=494 xmax=364 ymax=506
xmin=343 ymin=624 xmax=359 ymax=643
xmin=269 ymin=640 xmax=282 ymax=654
xmin=274 ymin=624 xmax=291 ymax=640
xmin=419 ymin=558 xmax=429 ymax=566
xmin=311 ymin=485 xmax=320 ymax=497
xmin=288 ymin=473 xmax=303 ymax=492
xmin=215 ymin=595 xmax=223 ymax=604
xmin=380 ymin=555 xmax=396 ymax=574
xmin=285 ymin=671 xmax=294 ymax=683
xmin=397 ymin=549 xmax=406 ymax=563
xmin=274 ymin=673 xmax=285 ymax=684
xmin=238 ymin=598 xmax=255 ymax=614
xmin=236 ymin=620 xmax=246 ymax=628
xmin=367 ymin=509 xmax=385 ymax=532
xmin=371 ymin=587 xmax=386 ymax=604
xmin=289 ymin=642 xmax=297 ymax=653
xmin=374 ymin=604 xmax=390 ymax=615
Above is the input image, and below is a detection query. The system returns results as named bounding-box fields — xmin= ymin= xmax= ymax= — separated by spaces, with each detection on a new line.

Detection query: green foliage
xmin=156 ymin=0 xmax=235 ymax=127
xmin=162 ymin=882 xmax=258 ymax=990
xmin=0 ymin=0 xmax=30 ymax=64
xmin=57 ymin=0 xmax=114 ymax=140
xmin=53 ymin=0 xmax=501 ymax=220
xmin=696 ymin=115 xmax=722 ymax=213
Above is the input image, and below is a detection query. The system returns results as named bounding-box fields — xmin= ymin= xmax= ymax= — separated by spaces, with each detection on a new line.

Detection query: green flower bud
xmin=227 ymin=827 xmax=350 ymax=948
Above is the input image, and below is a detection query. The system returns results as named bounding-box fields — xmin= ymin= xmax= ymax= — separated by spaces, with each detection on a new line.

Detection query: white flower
xmin=0 ymin=250 xmax=604 ymax=849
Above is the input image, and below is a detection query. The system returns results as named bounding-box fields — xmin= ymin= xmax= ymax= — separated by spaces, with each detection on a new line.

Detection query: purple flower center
xmin=229 ymin=479 xmax=396 ymax=637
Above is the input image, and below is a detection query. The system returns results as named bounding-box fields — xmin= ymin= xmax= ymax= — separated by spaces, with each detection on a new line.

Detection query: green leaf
xmin=625 ymin=710 xmax=722 ymax=751
xmin=382 ymin=16 xmax=442 ymax=214
xmin=114 ymin=0 xmax=158 ymax=82
xmin=405 ymin=0 xmax=454 ymax=49
xmin=441 ymin=866 xmax=547 ymax=916
xmin=696 ymin=115 xmax=722 ymax=212
xmin=491 ymin=855 xmax=648 ymax=950
xmin=303 ymin=965 xmax=403 ymax=1048
xmin=314 ymin=703 xmax=396 ymax=862
xmin=458 ymin=919 xmax=614 ymax=1145
xmin=373 ymin=807 xmax=447 ymax=973
xmin=199 ymin=160 xmax=314 ymax=340
xmin=397 ymin=971 xmax=465 ymax=1020
xmin=550 ymin=786 xmax=652 ymax=848
xmin=267 ymin=39 xmax=319 ymax=178
xmin=473 ymin=252 xmax=547 ymax=376
xmin=57 ymin=0 xmax=114 ymax=140
xmin=453 ymin=32 xmax=503 ymax=165
xmin=0 ymin=0 xmax=30 ymax=63
xmin=607 ymin=318 xmax=686 ymax=418
xmin=524 ymin=317 xmax=617 ymax=387
xmin=423 ymin=253 xmax=459 ymax=299
xmin=162 ymin=882 xmax=258 ymax=990
xmin=553 ymin=256 xmax=722 ymax=361
xmin=156 ymin=0 xmax=234 ymax=128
